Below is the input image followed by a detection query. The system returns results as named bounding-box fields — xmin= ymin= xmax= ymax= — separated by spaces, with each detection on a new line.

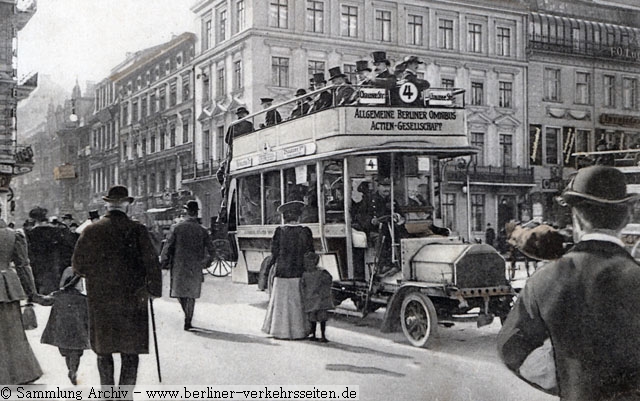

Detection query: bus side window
xmin=264 ymin=170 xmax=282 ymax=225
xmin=284 ymin=165 xmax=318 ymax=224
xmin=324 ymin=161 xmax=344 ymax=223
xmin=238 ymin=175 xmax=261 ymax=225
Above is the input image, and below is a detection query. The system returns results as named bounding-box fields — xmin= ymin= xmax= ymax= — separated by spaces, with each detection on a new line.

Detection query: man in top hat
xmin=289 ymin=89 xmax=311 ymax=119
xmin=355 ymin=60 xmax=372 ymax=85
xmin=309 ymin=72 xmax=333 ymax=113
xmin=25 ymin=207 xmax=76 ymax=294
xmin=72 ymin=185 xmax=162 ymax=386
xmin=397 ymin=56 xmax=430 ymax=106
xmin=328 ymin=66 xmax=355 ymax=106
xmin=224 ymin=106 xmax=254 ymax=144
xmin=498 ymin=165 xmax=640 ymax=400
xmin=369 ymin=51 xmax=397 ymax=90
xmin=160 ymin=200 xmax=214 ymax=331
xmin=260 ymin=97 xmax=282 ymax=128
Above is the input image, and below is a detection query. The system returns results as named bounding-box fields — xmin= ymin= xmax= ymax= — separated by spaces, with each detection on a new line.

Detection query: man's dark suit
xmin=265 ymin=109 xmax=282 ymax=127
xmin=498 ymin=240 xmax=640 ymax=400
xmin=225 ymin=120 xmax=254 ymax=144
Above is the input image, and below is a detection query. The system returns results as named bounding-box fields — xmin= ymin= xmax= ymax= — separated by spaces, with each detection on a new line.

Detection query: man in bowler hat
xmin=290 ymin=89 xmax=311 ymax=119
xmin=224 ymin=106 xmax=254 ymax=144
xmin=397 ymin=56 xmax=430 ymax=105
xmin=260 ymin=97 xmax=282 ymax=128
xmin=498 ymin=166 xmax=640 ymax=400
xmin=328 ymin=67 xmax=355 ymax=106
xmin=160 ymin=200 xmax=214 ymax=330
xmin=72 ymin=185 xmax=162 ymax=386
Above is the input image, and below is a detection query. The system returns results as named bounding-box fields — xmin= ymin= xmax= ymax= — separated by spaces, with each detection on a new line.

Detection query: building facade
xmin=0 ymin=0 xmax=37 ymax=221
xmin=526 ymin=0 xmax=640 ymax=226
xmin=188 ymin=0 xmax=532 ymax=239
xmin=90 ymin=33 xmax=197 ymax=222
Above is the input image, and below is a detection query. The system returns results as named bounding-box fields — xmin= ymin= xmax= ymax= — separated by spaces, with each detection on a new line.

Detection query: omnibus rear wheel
xmin=400 ymin=292 xmax=438 ymax=348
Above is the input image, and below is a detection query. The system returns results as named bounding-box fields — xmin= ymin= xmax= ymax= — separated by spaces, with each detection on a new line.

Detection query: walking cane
xmin=149 ymin=298 xmax=162 ymax=382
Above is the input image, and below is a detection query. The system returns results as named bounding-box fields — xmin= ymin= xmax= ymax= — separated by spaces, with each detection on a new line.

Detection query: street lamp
xmin=458 ymin=158 xmax=472 ymax=242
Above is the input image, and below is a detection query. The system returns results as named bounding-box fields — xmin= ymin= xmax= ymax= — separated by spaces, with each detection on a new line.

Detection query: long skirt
xmin=0 ymin=301 xmax=43 ymax=384
xmin=262 ymin=277 xmax=310 ymax=339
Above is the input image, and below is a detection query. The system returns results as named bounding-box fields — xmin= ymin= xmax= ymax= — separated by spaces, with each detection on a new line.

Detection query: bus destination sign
xmin=350 ymin=108 xmax=463 ymax=133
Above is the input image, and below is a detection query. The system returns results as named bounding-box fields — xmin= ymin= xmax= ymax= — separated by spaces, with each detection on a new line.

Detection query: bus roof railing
xmin=227 ymin=85 xmax=467 ymax=134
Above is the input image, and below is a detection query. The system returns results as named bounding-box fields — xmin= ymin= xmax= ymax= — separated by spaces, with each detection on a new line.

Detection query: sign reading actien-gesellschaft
xmin=348 ymin=108 xmax=464 ymax=134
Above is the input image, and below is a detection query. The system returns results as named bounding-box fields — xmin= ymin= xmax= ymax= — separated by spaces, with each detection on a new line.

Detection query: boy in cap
xmin=300 ymin=251 xmax=333 ymax=343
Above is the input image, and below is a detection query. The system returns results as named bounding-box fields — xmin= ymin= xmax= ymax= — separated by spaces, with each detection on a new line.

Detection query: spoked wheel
xmin=400 ymin=292 xmax=438 ymax=348
xmin=206 ymin=257 xmax=234 ymax=277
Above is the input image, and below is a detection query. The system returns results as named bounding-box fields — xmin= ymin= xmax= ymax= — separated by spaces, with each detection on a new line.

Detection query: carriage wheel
xmin=206 ymin=256 xmax=233 ymax=277
xmin=400 ymin=292 xmax=438 ymax=348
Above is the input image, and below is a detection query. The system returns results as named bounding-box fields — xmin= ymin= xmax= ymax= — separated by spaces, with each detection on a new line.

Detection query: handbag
xmin=21 ymin=303 xmax=37 ymax=330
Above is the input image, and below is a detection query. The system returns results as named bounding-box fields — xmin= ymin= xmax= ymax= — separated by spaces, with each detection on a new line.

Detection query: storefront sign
xmin=599 ymin=113 xmax=640 ymax=128
xmin=610 ymin=47 xmax=640 ymax=62
xmin=357 ymin=88 xmax=387 ymax=105
xmin=350 ymin=108 xmax=463 ymax=133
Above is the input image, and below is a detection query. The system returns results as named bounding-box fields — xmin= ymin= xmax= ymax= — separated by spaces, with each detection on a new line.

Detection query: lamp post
xmin=458 ymin=158 xmax=472 ymax=242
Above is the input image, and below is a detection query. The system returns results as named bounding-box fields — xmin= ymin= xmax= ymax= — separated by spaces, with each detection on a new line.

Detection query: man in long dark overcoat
xmin=497 ymin=166 xmax=640 ymax=401
xmin=160 ymin=200 xmax=214 ymax=330
xmin=72 ymin=185 xmax=162 ymax=386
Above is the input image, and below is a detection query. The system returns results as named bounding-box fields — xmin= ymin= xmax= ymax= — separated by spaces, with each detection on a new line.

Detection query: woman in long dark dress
xmin=262 ymin=201 xmax=314 ymax=339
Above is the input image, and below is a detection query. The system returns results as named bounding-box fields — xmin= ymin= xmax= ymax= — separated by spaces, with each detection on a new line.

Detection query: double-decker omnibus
xmin=222 ymin=84 xmax=514 ymax=347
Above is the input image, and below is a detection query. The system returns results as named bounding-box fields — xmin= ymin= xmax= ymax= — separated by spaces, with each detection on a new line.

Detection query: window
xmin=468 ymin=23 xmax=482 ymax=53
xmin=500 ymin=134 xmax=512 ymax=167
xmin=572 ymin=27 xmax=581 ymax=52
xmin=150 ymin=134 xmax=156 ymax=153
xmin=272 ymin=57 xmax=289 ymax=87
xmin=623 ymin=78 xmax=637 ymax=109
xmin=141 ymin=138 xmax=146 ymax=156
xmin=471 ymin=82 xmax=484 ymax=106
xmin=182 ymin=76 xmax=190 ymax=101
xmin=202 ymin=73 xmax=210 ymax=102
xmin=499 ymin=81 xmax=512 ymax=108
xmin=150 ymin=92 xmax=157 ymax=113
xmin=182 ymin=121 xmax=189 ymax=143
xmin=159 ymin=87 xmax=166 ymax=110
xmin=408 ymin=14 xmax=423 ymax=46
xmin=604 ymin=75 xmax=615 ymax=107
xmin=216 ymin=67 xmax=226 ymax=97
xmin=341 ymin=5 xmax=358 ymax=37
xmin=169 ymin=168 xmax=176 ymax=191
xmin=141 ymin=95 xmax=147 ymax=117
xmin=233 ymin=60 xmax=242 ymax=90
xmin=132 ymin=99 xmax=139 ymax=122
xmin=497 ymin=27 xmax=511 ymax=56
xmin=269 ymin=0 xmax=288 ymax=29
xmin=217 ymin=126 xmax=225 ymax=160
xmin=308 ymin=60 xmax=325 ymax=81
xmin=219 ymin=9 xmax=227 ymax=41
xmin=441 ymin=78 xmax=454 ymax=88
xmin=375 ymin=10 xmax=391 ymax=42
xmin=236 ymin=0 xmax=245 ymax=33
xmin=546 ymin=127 xmax=560 ymax=165
xmin=159 ymin=170 xmax=166 ymax=192
xmin=471 ymin=132 xmax=484 ymax=165
xmin=203 ymin=129 xmax=210 ymax=160
xmin=306 ymin=1 xmax=324 ymax=33
xmin=471 ymin=194 xmax=485 ymax=232
xmin=122 ymin=103 xmax=128 ymax=126
xmin=438 ymin=19 xmax=454 ymax=50
xmin=343 ymin=64 xmax=356 ymax=85
xmin=150 ymin=173 xmax=156 ymax=194
xmin=170 ymin=125 xmax=176 ymax=147
xmin=442 ymin=194 xmax=456 ymax=230
xmin=238 ymin=175 xmax=262 ymax=225
xmin=160 ymin=128 xmax=165 ymax=151
xmin=544 ymin=68 xmax=560 ymax=101
xmin=169 ymin=82 xmax=177 ymax=107
xmin=575 ymin=72 xmax=590 ymax=105
xmin=264 ymin=171 xmax=282 ymax=224
xmin=203 ymin=16 xmax=212 ymax=51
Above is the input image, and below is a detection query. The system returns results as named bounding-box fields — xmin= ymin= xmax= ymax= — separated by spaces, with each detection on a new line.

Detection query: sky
xmin=18 ymin=0 xmax=196 ymax=90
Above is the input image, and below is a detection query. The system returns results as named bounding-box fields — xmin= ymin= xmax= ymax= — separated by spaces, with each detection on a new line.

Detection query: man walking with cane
xmin=73 ymin=185 xmax=162 ymax=386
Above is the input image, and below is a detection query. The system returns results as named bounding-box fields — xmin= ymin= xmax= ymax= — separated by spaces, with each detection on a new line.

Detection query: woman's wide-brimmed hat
xmin=277 ymin=200 xmax=305 ymax=215
xmin=184 ymin=200 xmax=199 ymax=212
xmin=561 ymin=165 xmax=640 ymax=205
xmin=102 ymin=185 xmax=134 ymax=203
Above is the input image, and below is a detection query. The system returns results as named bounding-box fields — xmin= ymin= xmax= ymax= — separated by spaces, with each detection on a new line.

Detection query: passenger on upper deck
xmin=225 ymin=106 xmax=254 ymax=144
xmin=354 ymin=60 xmax=372 ymax=85
xmin=369 ymin=51 xmax=397 ymax=91
xmin=309 ymin=73 xmax=333 ymax=113
xmin=260 ymin=98 xmax=282 ymax=128
xmin=289 ymin=89 xmax=311 ymax=119
xmin=328 ymin=67 xmax=355 ymax=106
xmin=397 ymin=56 xmax=430 ymax=106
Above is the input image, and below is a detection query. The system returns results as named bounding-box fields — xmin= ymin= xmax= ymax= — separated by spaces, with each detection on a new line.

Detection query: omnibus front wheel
xmin=400 ymin=292 xmax=438 ymax=348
